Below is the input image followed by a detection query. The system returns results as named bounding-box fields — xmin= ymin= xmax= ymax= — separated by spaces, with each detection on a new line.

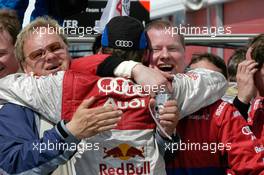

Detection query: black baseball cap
xmin=101 ymin=16 xmax=147 ymax=50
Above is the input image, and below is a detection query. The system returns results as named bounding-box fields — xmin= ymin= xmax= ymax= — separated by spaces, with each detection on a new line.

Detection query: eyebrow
xmin=46 ymin=42 xmax=61 ymax=47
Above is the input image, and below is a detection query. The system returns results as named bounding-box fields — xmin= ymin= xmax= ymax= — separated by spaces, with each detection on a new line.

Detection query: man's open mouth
xmin=46 ymin=65 xmax=60 ymax=71
xmin=158 ymin=64 xmax=173 ymax=72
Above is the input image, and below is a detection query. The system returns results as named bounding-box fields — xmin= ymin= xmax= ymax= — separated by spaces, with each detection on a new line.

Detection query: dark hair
xmin=189 ymin=53 xmax=228 ymax=79
xmin=227 ymin=48 xmax=247 ymax=82
xmin=249 ymin=34 xmax=264 ymax=69
xmin=92 ymin=34 xmax=102 ymax=54
xmin=0 ymin=9 xmax=21 ymax=44
xmin=101 ymin=47 xmax=144 ymax=62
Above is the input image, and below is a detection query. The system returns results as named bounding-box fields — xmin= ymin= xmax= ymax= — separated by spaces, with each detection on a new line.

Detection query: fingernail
xmin=159 ymin=109 xmax=164 ymax=113
xmin=117 ymin=110 xmax=123 ymax=115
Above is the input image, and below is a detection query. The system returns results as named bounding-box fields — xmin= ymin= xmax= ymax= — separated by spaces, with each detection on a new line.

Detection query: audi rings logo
xmin=97 ymin=77 xmax=147 ymax=97
xmin=115 ymin=40 xmax=133 ymax=48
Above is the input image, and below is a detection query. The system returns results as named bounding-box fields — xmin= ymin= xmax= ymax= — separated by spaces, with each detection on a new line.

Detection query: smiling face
xmin=147 ymin=28 xmax=186 ymax=74
xmin=0 ymin=29 xmax=19 ymax=78
xmin=22 ymin=28 xmax=71 ymax=76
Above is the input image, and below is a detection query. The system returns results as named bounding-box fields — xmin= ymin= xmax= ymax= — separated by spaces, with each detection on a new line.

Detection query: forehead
xmin=24 ymin=28 xmax=64 ymax=49
xmin=147 ymin=28 xmax=183 ymax=46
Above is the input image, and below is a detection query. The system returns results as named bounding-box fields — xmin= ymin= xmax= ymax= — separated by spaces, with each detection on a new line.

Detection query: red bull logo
xmin=103 ymin=143 xmax=144 ymax=160
xmin=100 ymin=143 xmax=151 ymax=175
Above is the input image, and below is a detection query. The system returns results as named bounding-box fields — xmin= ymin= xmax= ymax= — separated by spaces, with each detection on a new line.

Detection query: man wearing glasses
xmin=16 ymin=19 xmax=70 ymax=76
xmin=0 ymin=17 xmax=122 ymax=175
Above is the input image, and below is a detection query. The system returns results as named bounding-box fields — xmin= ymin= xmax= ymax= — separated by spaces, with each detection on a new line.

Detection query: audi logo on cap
xmin=115 ymin=40 xmax=133 ymax=48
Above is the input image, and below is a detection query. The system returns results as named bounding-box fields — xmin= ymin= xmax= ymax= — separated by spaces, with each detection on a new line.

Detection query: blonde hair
xmin=145 ymin=20 xmax=185 ymax=47
xmin=15 ymin=16 xmax=68 ymax=63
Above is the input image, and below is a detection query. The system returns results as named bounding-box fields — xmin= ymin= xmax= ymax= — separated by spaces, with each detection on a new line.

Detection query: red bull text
xmin=100 ymin=144 xmax=151 ymax=174
xmin=99 ymin=162 xmax=150 ymax=175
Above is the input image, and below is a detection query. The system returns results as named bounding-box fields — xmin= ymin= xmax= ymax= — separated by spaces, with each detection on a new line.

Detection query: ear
xmin=246 ymin=47 xmax=253 ymax=60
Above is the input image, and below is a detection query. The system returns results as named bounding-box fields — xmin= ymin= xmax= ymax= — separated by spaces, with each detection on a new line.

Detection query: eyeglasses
xmin=26 ymin=42 xmax=65 ymax=61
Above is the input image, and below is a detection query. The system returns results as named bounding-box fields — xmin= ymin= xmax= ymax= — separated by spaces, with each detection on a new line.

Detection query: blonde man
xmin=0 ymin=17 xmax=121 ymax=175
xmin=15 ymin=17 xmax=70 ymax=75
